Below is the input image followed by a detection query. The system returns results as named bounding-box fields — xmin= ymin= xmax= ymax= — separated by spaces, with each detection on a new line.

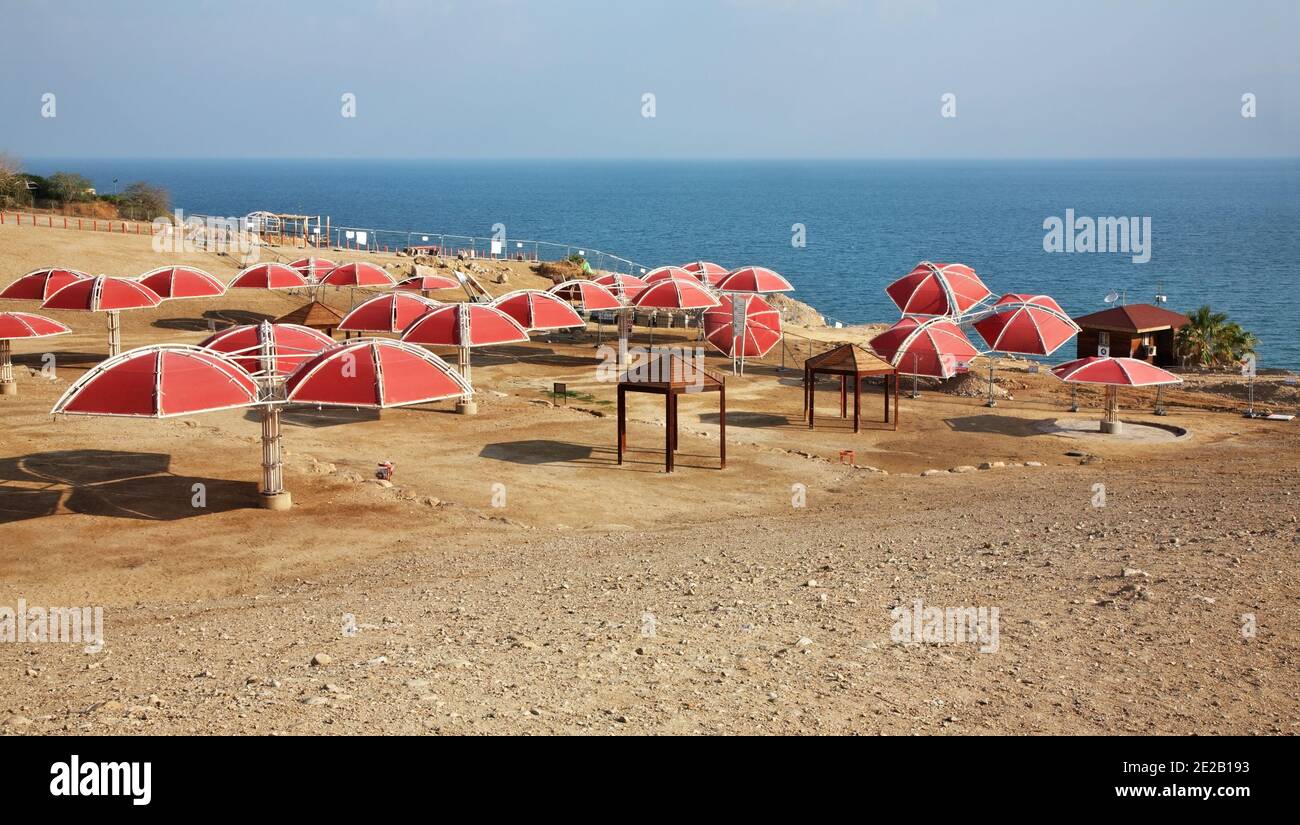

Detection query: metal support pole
xmin=259 ymin=405 xmax=291 ymax=510
xmin=0 ymin=339 xmax=15 ymax=396
xmin=718 ymin=383 xmax=726 ymax=470
xmin=985 ymin=357 xmax=997 ymax=407
xmin=618 ymin=309 xmax=630 ymax=374
xmin=455 ymin=344 xmax=477 ymax=414
xmin=1070 ymin=383 xmax=1079 ymax=412
xmin=106 ymin=310 xmax=121 ymax=358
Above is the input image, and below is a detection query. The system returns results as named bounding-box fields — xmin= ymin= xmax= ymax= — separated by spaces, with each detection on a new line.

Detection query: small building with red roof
xmin=1071 ymin=303 xmax=1189 ymax=367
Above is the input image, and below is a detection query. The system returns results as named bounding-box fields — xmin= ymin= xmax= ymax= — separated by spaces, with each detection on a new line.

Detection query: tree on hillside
xmin=1176 ymin=305 xmax=1259 ymax=368
xmin=0 ymin=152 xmax=29 ymax=208
xmin=46 ymin=171 xmax=96 ymax=203
xmin=118 ymin=181 xmax=171 ymax=220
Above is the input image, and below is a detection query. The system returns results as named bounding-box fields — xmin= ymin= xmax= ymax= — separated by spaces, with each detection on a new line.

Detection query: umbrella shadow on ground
xmin=0 ymin=449 xmax=257 ymax=522
xmin=475 ymin=345 xmax=600 ymax=370
xmin=0 ymin=489 xmax=64 ymax=524
xmin=14 ymin=350 xmax=109 ymax=369
xmin=698 ymin=411 xmax=790 ymax=429
xmin=153 ymin=309 xmax=275 ymax=333
xmin=943 ymin=414 xmax=1053 ymax=438
xmin=244 ymin=406 xmax=381 ymax=428
xmin=0 ymin=449 xmax=171 ymax=486
xmin=479 ymin=440 xmax=603 ymax=466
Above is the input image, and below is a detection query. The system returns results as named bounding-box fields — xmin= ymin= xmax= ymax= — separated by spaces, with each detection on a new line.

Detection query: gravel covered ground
xmin=1 ymin=223 xmax=1296 ymax=735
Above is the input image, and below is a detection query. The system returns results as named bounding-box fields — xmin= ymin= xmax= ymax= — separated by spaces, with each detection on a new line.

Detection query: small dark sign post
xmin=553 ymin=382 xmax=567 ymax=405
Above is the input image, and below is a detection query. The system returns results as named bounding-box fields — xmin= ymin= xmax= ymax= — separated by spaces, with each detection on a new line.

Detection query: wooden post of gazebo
xmin=617 ymin=351 xmax=725 ymax=473
xmin=804 ymin=343 xmax=899 ymax=433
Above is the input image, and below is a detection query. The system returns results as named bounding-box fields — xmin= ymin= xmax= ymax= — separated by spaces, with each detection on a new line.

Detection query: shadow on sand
xmin=0 ymin=449 xmax=257 ymax=523
xmin=152 ymin=309 xmax=276 ymax=333
xmin=698 ymin=411 xmax=789 ymax=428
xmin=943 ymin=414 xmax=1053 ymax=438
xmin=474 ymin=345 xmax=601 ymax=370
xmin=14 ymin=350 xmax=110 ymax=369
xmin=479 ymin=439 xmax=601 ymax=466
xmin=241 ymin=406 xmax=381 ymax=428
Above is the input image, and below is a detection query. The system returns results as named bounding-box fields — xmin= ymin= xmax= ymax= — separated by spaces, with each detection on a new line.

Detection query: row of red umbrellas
xmin=5 ymin=257 xmax=791 ymax=386
xmin=0 ymin=261 xmax=446 ymax=304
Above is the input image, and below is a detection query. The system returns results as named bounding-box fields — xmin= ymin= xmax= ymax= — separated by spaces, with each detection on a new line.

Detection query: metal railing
xmin=324 ymin=224 xmax=644 ymax=275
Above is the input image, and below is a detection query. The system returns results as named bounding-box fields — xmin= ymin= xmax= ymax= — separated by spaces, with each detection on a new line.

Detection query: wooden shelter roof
xmin=619 ymin=351 xmax=724 ymax=391
xmin=274 ymin=300 xmax=344 ymax=330
xmin=805 ymin=343 xmax=895 ymax=375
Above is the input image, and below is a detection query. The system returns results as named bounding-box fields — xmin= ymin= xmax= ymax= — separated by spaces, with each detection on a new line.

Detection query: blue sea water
xmin=27 ymin=158 xmax=1300 ymax=369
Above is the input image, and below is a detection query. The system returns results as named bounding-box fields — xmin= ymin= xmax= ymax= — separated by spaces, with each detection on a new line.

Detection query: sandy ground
xmin=0 ymin=222 xmax=1296 ymax=735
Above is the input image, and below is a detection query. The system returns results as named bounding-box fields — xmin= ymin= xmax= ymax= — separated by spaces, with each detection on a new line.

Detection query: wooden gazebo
xmin=274 ymin=300 xmax=343 ymax=337
xmin=617 ymin=352 xmax=725 ymax=473
xmin=804 ymin=343 xmax=898 ymax=432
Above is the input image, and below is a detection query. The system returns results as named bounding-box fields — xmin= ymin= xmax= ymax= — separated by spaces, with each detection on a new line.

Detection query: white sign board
xmin=490 ymin=239 xmax=503 ymax=255
xmin=355 ymin=231 xmax=368 ymax=246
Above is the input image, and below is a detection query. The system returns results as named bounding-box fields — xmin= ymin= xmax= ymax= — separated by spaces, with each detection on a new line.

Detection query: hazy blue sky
xmin=1 ymin=0 xmax=1296 ymax=159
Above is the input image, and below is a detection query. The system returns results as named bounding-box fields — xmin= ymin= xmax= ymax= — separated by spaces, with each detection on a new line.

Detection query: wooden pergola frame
xmin=617 ymin=353 xmax=725 ymax=473
xmin=803 ymin=343 xmax=899 ymax=432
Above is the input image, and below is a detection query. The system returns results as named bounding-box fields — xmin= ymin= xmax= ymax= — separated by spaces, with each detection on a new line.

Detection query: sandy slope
xmin=0 ymin=222 xmax=1296 ymax=735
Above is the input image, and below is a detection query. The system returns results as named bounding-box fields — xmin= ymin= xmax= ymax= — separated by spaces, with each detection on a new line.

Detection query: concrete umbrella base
xmin=259 ymin=491 xmax=293 ymax=511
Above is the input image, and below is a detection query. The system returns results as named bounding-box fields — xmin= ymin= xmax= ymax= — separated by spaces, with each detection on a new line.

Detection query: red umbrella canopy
xmin=288 ymin=258 xmax=338 ymax=281
xmin=592 ymin=272 xmax=648 ymax=301
xmin=1 ymin=268 xmax=91 ymax=301
xmin=402 ymin=302 xmax=530 ymax=347
xmin=0 ymin=311 xmax=71 ymax=339
xmin=394 ymin=273 xmax=460 ymax=292
xmin=42 ymin=276 xmax=162 ymax=312
xmin=716 ymin=266 xmax=794 ymax=294
xmin=491 ymin=290 xmax=584 ymax=331
xmin=1051 ymin=356 xmax=1182 ymax=387
xmin=632 ymin=278 xmax=721 ymax=310
xmin=339 ymin=293 xmax=441 ymax=333
xmin=973 ymin=293 xmax=1080 ymax=356
xmin=644 ymin=266 xmax=700 ymax=285
xmin=703 ymin=293 xmax=783 ymax=357
xmin=138 ymin=266 xmax=227 ymax=300
xmin=51 ymin=345 xmax=259 ymax=418
xmin=318 ymin=261 xmax=395 ymax=288
xmin=680 ymin=261 xmax=729 ymax=286
xmin=229 ymin=263 xmax=311 ymax=290
xmin=869 ymin=316 xmax=979 ymax=378
xmin=886 ymin=261 xmax=991 ymax=317
xmin=199 ymin=322 xmax=334 ymax=376
xmin=284 ymin=338 xmax=471 ymax=407
xmin=548 ymin=279 xmax=622 ymax=311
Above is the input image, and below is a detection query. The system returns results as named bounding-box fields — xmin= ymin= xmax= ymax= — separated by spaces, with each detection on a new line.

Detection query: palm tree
xmin=1177 ymin=305 xmax=1258 ymax=368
